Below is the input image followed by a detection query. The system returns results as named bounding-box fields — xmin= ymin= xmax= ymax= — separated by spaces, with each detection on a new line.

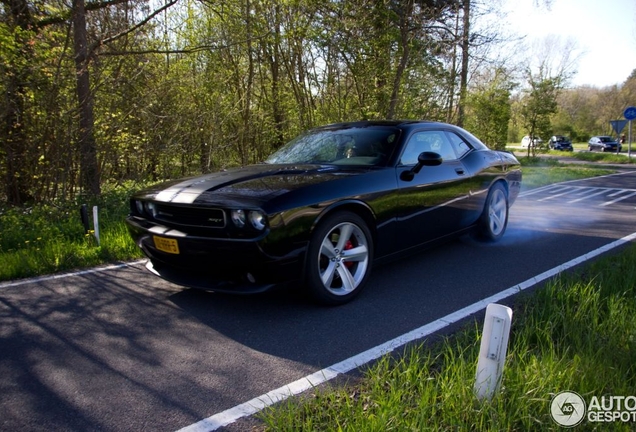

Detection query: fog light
xmin=231 ymin=209 xmax=246 ymax=227
xmin=246 ymin=273 xmax=256 ymax=283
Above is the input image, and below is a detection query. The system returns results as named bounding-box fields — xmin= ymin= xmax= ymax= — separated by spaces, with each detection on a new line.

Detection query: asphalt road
xmin=2 ymin=171 xmax=636 ymax=432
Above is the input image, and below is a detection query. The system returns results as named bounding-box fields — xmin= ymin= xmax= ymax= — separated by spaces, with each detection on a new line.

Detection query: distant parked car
xmin=548 ymin=135 xmax=573 ymax=151
xmin=521 ymin=136 xmax=543 ymax=148
xmin=588 ymin=136 xmax=622 ymax=152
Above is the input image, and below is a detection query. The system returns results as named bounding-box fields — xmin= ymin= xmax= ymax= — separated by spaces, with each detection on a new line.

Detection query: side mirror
xmin=400 ymin=151 xmax=442 ymax=181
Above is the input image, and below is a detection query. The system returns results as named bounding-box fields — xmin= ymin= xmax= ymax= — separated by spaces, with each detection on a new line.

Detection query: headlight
xmin=145 ymin=202 xmax=156 ymax=217
xmin=231 ymin=209 xmax=246 ymax=227
xmin=134 ymin=200 xmax=144 ymax=215
xmin=248 ymin=210 xmax=267 ymax=230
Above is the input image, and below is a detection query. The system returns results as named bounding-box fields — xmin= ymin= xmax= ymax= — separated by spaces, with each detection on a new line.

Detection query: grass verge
xmin=518 ymin=156 xmax=616 ymax=189
xmin=259 ymin=244 xmax=636 ymax=431
xmin=0 ymin=182 xmax=145 ymax=281
xmin=571 ymin=151 xmax=635 ymax=164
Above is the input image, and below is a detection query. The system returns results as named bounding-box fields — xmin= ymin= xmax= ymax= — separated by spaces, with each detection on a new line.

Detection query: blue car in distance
xmin=548 ymin=135 xmax=573 ymax=151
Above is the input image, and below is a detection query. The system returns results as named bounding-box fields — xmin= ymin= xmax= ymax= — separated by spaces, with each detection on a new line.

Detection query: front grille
xmin=153 ymin=204 xmax=226 ymax=229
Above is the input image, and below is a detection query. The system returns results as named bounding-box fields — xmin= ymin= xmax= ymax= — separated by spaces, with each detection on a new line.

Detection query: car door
xmin=396 ymin=129 xmax=475 ymax=250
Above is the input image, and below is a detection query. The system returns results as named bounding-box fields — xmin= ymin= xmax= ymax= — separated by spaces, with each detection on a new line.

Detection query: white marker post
xmin=474 ymin=303 xmax=512 ymax=400
xmin=92 ymin=206 xmax=100 ymax=246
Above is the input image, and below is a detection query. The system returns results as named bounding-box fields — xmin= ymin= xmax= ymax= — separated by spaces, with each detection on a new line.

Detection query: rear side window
xmin=444 ymin=131 xmax=472 ymax=158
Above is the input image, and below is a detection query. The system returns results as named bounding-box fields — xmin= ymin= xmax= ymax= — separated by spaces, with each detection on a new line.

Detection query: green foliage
xmin=2 ymin=0 xmax=634 ymax=205
xmin=1 ymin=0 xmax=463 ymax=203
xmin=571 ymin=152 xmax=635 ymax=164
xmin=520 ymin=75 xmax=561 ymax=141
xmin=464 ymin=68 xmax=514 ymax=150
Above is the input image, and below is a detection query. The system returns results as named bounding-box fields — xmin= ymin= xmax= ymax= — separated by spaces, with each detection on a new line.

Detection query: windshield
xmin=265 ymin=126 xmax=400 ymax=166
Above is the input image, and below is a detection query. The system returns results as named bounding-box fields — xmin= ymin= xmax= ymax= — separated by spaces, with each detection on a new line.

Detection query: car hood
xmin=135 ymin=164 xmax=365 ymax=207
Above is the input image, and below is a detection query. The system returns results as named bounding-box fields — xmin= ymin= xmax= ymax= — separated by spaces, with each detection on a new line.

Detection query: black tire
xmin=476 ymin=183 xmax=509 ymax=242
xmin=305 ymin=211 xmax=373 ymax=305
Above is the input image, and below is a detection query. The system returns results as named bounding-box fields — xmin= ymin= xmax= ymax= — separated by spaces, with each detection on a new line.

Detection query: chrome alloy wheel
xmin=317 ymin=221 xmax=370 ymax=296
xmin=487 ymin=187 xmax=508 ymax=237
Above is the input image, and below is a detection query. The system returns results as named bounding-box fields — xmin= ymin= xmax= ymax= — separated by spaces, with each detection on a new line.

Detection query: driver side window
xmin=400 ymin=131 xmax=457 ymax=165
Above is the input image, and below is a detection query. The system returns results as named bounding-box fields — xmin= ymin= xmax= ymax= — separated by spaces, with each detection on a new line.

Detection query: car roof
xmin=313 ymin=120 xmax=490 ymax=151
xmin=318 ymin=120 xmax=482 ymax=135
xmin=318 ymin=120 xmax=435 ymax=129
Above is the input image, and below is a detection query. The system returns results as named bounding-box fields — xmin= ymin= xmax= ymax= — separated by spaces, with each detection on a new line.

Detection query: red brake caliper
xmin=344 ymin=240 xmax=354 ymax=268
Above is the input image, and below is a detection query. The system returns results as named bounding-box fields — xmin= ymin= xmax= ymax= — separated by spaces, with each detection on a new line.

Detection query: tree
xmin=1 ymin=0 xmax=35 ymax=204
xmin=519 ymin=72 xmax=560 ymax=156
xmin=464 ymin=67 xmax=514 ymax=150
xmin=515 ymin=34 xmax=576 ymax=155
xmin=456 ymin=0 xmax=470 ymax=126
xmin=2 ymin=0 xmax=516 ymax=203
xmin=72 ymin=0 xmax=100 ymax=196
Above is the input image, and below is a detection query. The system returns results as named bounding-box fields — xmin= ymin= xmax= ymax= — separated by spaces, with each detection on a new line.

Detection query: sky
xmin=502 ymin=0 xmax=636 ymax=88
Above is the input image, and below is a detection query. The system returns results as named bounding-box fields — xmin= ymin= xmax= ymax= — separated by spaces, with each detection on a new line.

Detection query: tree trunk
xmin=446 ymin=5 xmax=460 ymax=123
xmin=457 ymin=0 xmax=470 ymax=127
xmin=270 ymin=4 xmax=284 ymax=148
xmin=387 ymin=0 xmax=413 ymax=120
xmin=72 ymin=0 xmax=101 ymax=196
xmin=3 ymin=0 xmax=34 ymax=204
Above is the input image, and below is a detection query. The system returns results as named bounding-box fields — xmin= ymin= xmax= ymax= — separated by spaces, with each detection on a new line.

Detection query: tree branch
xmin=98 ymin=31 xmax=272 ymax=56
xmin=35 ymin=0 xmax=130 ymax=28
xmin=90 ymin=0 xmax=179 ymax=53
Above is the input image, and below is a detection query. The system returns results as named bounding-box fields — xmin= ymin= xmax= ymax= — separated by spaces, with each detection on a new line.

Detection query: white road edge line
xmin=176 ymin=231 xmax=636 ymax=432
xmin=0 ymin=260 xmax=146 ymax=289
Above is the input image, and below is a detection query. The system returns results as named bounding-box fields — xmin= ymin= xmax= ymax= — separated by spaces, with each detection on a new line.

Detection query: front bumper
xmin=126 ymin=216 xmax=305 ymax=293
xmin=602 ymin=145 xmax=621 ymax=152
xmin=553 ymin=145 xmax=572 ymax=151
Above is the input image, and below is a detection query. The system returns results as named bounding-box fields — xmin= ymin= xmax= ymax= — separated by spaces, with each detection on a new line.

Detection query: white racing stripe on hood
xmin=155 ymin=171 xmax=250 ymax=203
xmin=156 ymin=187 xmax=201 ymax=204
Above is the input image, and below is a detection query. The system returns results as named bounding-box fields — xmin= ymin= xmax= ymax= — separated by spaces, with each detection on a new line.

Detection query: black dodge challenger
xmin=126 ymin=121 xmax=521 ymax=304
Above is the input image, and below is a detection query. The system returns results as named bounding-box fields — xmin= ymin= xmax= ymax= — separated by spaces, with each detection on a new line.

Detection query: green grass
xmin=0 ymin=182 xmax=145 ymax=281
xmin=260 ymin=245 xmax=636 ymax=431
xmin=517 ymin=156 xmax=615 ymax=189
xmin=571 ymin=152 xmax=635 ymax=164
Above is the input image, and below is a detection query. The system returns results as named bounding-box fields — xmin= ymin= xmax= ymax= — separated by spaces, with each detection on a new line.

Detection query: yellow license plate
xmin=153 ymin=236 xmax=180 ymax=254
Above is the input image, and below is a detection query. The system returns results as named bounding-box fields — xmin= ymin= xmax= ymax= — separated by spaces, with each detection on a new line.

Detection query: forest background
xmin=2 ymin=0 xmax=636 ymax=205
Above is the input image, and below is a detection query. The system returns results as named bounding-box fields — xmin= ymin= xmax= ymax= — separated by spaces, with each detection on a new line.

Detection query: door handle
xmin=455 ymin=168 xmax=465 ymax=175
